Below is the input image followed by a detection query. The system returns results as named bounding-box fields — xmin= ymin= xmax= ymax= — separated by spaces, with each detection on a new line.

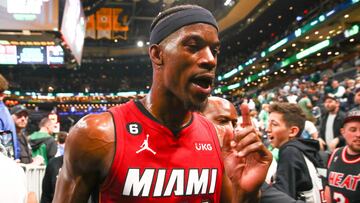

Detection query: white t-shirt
xmin=304 ymin=120 xmax=318 ymax=136
xmin=0 ymin=154 xmax=27 ymax=203
xmin=333 ymin=86 xmax=346 ymax=98
xmin=325 ymin=114 xmax=336 ymax=146
xmin=248 ymin=99 xmax=256 ymax=110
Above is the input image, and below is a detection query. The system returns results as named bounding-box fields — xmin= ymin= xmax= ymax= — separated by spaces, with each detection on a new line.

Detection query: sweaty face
xmin=341 ymin=121 xmax=360 ymax=154
xmin=160 ymin=23 xmax=220 ymax=111
xmin=202 ymin=98 xmax=238 ymax=130
xmin=202 ymin=97 xmax=237 ymax=146
xmin=12 ymin=111 xmax=29 ymax=129
xmin=266 ymin=112 xmax=291 ymax=148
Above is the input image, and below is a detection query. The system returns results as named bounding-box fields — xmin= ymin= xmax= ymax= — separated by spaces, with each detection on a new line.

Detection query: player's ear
xmin=149 ymin=44 xmax=163 ymax=66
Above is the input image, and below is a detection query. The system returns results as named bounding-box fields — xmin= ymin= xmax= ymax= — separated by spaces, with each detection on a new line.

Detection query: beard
xmin=184 ymin=96 xmax=209 ymax=112
xmin=348 ymin=143 xmax=360 ymax=154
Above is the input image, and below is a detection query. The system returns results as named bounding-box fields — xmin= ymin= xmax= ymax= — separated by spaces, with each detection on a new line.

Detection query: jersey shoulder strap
xmin=327 ymin=147 xmax=342 ymax=168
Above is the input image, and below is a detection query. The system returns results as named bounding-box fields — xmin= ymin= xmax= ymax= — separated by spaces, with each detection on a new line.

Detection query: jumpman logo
xmin=136 ymin=134 xmax=156 ymax=155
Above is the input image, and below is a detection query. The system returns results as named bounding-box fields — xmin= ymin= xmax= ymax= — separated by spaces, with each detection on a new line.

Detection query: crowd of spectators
xmin=0 ymin=63 xmax=152 ymax=93
xmin=232 ymin=65 xmax=360 ymax=152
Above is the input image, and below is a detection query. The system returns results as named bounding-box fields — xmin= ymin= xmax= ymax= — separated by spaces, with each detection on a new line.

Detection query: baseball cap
xmin=343 ymin=109 xmax=360 ymax=126
xmin=324 ymin=93 xmax=338 ymax=102
xmin=10 ymin=105 xmax=28 ymax=115
xmin=355 ymin=87 xmax=360 ymax=94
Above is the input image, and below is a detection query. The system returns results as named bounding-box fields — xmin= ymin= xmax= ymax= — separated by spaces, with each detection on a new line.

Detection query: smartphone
xmin=0 ymin=130 xmax=15 ymax=159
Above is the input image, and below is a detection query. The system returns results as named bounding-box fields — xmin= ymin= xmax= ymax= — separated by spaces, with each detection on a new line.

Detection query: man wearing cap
xmin=0 ymin=74 xmax=20 ymax=160
xmin=319 ymin=94 xmax=346 ymax=152
xmin=54 ymin=5 xmax=272 ymax=203
xmin=325 ymin=109 xmax=360 ymax=203
xmin=11 ymin=105 xmax=33 ymax=164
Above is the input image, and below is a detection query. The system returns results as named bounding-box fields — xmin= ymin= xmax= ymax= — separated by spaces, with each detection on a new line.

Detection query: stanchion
xmin=20 ymin=164 xmax=46 ymax=202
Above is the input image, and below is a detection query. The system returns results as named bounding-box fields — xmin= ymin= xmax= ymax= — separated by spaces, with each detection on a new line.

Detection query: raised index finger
xmin=240 ymin=103 xmax=251 ymax=128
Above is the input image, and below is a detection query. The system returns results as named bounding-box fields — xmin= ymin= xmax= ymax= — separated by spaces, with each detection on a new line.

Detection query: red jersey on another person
xmin=100 ymin=100 xmax=223 ymax=203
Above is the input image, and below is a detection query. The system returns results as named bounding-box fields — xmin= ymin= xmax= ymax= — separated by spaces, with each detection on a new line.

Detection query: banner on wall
xmin=112 ymin=8 xmax=129 ymax=32
xmin=86 ymin=15 xmax=96 ymax=39
xmin=85 ymin=7 xmax=129 ymax=39
xmin=96 ymin=8 xmax=112 ymax=39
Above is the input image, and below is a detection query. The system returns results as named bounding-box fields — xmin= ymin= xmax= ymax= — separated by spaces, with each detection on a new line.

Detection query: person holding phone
xmin=0 ymin=74 xmax=19 ymax=160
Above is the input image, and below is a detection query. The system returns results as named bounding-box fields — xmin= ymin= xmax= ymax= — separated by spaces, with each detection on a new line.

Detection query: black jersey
xmin=327 ymin=146 xmax=360 ymax=203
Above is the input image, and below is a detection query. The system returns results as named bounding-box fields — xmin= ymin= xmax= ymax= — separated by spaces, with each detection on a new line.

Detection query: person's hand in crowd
xmin=318 ymin=138 xmax=326 ymax=151
xmin=31 ymin=155 xmax=44 ymax=166
xmin=328 ymin=137 xmax=340 ymax=152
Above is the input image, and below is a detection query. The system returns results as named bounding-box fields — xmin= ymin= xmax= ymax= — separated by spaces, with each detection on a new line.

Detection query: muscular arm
xmin=53 ymin=113 xmax=115 ymax=203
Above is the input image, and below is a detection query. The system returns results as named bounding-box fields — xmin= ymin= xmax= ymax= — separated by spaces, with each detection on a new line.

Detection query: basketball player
xmin=53 ymin=5 xmax=271 ymax=203
xmin=325 ymin=109 xmax=360 ymax=203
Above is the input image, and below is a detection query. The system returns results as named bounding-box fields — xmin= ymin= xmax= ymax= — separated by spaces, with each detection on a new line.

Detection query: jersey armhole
xmin=327 ymin=148 xmax=340 ymax=168
xmin=100 ymin=109 xmax=121 ymax=191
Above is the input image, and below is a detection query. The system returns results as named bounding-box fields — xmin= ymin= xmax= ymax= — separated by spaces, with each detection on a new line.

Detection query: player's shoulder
xmin=66 ymin=112 xmax=115 ymax=170
xmin=72 ymin=112 xmax=114 ymax=137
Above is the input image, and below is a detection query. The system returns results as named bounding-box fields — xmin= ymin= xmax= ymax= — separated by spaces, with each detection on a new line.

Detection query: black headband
xmin=150 ymin=7 xmax=218 ymax=45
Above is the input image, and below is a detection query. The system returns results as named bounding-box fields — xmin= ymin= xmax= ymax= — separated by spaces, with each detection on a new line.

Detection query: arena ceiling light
xmin=344 ymin=24 xmax=359 ymax=38
xmin=224 ymin=0 xmax=234 ymax=6
xmin=216 ymin=0 xmax=359 ymax=83
xmin=268 ymin=38 xmax=288 ymax=52
xmin=214 ymin=22 xmax=359 ymax=94
xmin=137 ymin=40 xmax=144 ymax=47
xmin=296 ymin=40 xmax=330 ymax=59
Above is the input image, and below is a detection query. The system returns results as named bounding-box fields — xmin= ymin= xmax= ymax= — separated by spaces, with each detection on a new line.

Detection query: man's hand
xmin=329 ymin=137 xmax=339 ymax=152
xmin=222 ymin=126 xmax=272 ymax=193
xmin=31 ymin=155 xmax=44 ymax=165
xmin=318 ymin=138 xmax=326 ymax=151
xmin=221 ymin=103 xmax=272 ymax=201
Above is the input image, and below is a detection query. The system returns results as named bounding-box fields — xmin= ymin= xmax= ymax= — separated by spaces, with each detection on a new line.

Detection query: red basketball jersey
xmin=99 ymin=100 xmax=224 ymax=203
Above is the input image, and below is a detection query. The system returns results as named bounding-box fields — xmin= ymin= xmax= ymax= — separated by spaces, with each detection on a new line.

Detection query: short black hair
xmin=150 ymin=4 xmax=204 ymax=32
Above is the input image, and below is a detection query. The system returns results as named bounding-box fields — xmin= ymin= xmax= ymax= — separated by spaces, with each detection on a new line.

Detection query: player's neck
xmin=140 ymin=94 xmax=192 ymax=130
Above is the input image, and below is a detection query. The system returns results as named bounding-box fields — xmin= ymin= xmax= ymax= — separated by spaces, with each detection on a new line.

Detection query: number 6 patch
xmin=126 ymin=122 xmax=142 ymax=135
